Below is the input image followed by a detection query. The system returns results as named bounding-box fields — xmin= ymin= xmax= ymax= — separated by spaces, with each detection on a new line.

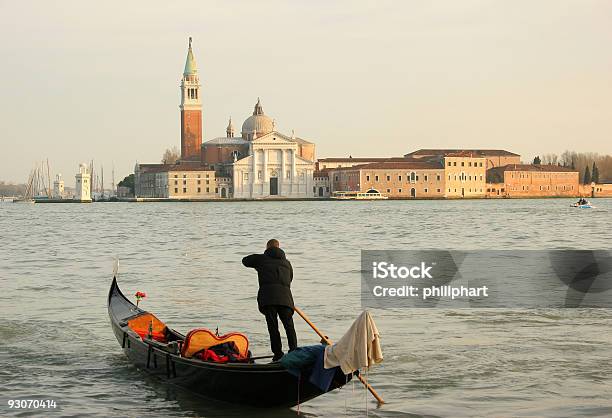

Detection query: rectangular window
xmin=386 ymin=189 xmax=391 ymax=193
xmin=386 ymin=175 xmax=390 ymax=181
xmin=468 ymin=162 xmax=472 ymax=167
xmin=479 ymin=162 xmax=483 ymax=167
xmin=453 ymin=162 xmax=457 ymax=166
xmin=197 ymin=187 xmax=201 ymax=193
xmin=174 ymin=180 xmax=178 ymax=185
xmin=424 ymin=188 xmax=428 ymax=193
xmin=174 ymin=188 xmax=178 ymax=193
xmin=366 ymin=175 xmax=370 ymax=181
xmin=398 ymin=175 xmax=402 ymax=181
xmin=183 ymin=180 xmax=186 ymax=185
xmin=437 ymin=188 xmax=441 ymax=193
xmin=398 ymin=188 xmax=402 ymax=193
xmin=375 ymin=175 xmax=379 ymax=181
xmin=183 ymin=188 xmax=187 ymax=193
xmin=206 ymin=187 xmax=210 ymax=193
xmin=424 ymin=175 xmax=428 ymax=181
xmin=437 ymin=175 xmax=441 ymax=181
xmin=206 ymin=174 xmax=210 ymax=178
xmin=215 ymin=188 xmax=218 ymax=193
xmin=197 ymin=180 xmax=201 ymax=184
xmin=447 ymin=161 xmax=451 ymax=166
xmin=461 ymin=162 xmax=465 ymax=167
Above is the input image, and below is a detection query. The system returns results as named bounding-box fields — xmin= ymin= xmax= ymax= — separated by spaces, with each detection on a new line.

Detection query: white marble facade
xmin=232 ymin=132 xmax=314 ymax=198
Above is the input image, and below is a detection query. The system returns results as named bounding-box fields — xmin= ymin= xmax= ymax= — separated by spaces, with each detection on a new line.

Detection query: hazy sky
xmin=1 ymin=1 xmax=611 ymax=183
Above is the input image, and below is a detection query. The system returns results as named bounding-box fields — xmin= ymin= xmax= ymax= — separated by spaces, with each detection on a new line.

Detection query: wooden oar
xmin=293 ymin=306 xmax=385 ymax=405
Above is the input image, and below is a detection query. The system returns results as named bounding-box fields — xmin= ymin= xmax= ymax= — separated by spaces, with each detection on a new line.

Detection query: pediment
xmin=251 ymin=131 xmax=295 ymax=145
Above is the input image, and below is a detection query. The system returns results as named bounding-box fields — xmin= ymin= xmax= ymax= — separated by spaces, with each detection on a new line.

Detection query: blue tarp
xmin=280 ymin=344 xmax=339 ymax=392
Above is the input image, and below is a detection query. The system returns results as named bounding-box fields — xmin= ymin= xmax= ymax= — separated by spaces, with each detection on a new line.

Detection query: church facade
xmin=134 ymin=38 xmax=316 ymax=200
xmin=202 ymin=99 xmax=316 ymax=199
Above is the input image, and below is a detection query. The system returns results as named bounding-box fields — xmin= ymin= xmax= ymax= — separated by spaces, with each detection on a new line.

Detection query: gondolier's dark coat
xmin=242 ymin=247 xmax=294 ymax=312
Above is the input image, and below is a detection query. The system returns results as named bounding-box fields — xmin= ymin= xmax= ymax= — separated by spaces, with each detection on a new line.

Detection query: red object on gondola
xmin=135 ymin=291 xmax=146 ymax=306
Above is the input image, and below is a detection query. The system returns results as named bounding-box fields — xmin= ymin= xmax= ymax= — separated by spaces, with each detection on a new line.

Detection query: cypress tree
xmin=592 ymin=162 xmax=599 ymax=183
xmin=533 ymin=156 xmax=541 ymax=165
xmin=583 ymin=166 xmax=591 ymax=184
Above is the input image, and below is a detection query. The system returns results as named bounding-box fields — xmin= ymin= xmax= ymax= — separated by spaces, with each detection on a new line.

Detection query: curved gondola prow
xmin=108 ymin=277 xmax=146 ymax=325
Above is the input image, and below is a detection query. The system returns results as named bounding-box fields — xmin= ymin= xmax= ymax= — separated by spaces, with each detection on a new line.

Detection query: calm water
xmin=1 ymin=199 xmax=611 ymax=417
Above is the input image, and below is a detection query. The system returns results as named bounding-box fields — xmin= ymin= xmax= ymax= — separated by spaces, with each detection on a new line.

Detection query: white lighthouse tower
xmin=53 ymin=174 xmax=65 ymax=199
xmin=75 ymin=163 xmax=91 ymax=202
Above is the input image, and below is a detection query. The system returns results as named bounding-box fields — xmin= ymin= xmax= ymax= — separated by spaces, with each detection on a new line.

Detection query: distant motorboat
xmin=571 ymin=202 xmax=595 ymax=209
xmin=332 ymin=190 xmax=388 ymax=200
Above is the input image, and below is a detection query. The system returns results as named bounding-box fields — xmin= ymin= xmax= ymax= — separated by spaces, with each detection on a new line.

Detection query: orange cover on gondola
xmin=127 ymin=313 xmax=167 ymax=342
xmin=181 ymin=328 xmax=249 ymax=359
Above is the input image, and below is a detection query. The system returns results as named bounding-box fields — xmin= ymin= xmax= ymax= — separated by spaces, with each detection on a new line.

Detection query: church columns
xmin=263 ymin=149 xmax=268 ymax=183
xmin=280 ymin=149 xmax=286 ymax=195
xmin=251 ymin=150 xmax=256 ymax=197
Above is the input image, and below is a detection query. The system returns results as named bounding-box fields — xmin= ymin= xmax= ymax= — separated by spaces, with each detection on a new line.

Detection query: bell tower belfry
xmin=180 ymin=37 xmax=202 ymax=161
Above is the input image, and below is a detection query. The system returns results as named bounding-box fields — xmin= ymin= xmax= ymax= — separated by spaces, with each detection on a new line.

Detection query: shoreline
xmin=20 ymin=196 xmax=610 ymax=203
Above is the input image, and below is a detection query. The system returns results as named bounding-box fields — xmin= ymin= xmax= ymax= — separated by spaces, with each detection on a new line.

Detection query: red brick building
xmin=486 ymin=164 xmax=579 ymax=197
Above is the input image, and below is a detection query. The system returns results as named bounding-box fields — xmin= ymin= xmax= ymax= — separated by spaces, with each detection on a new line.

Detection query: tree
xmin=533 ymin=156 xmax=541 ymax=165
xmin=592 ymin=162 xmax=599 ymax=183
xmin=162 ymin=146 xmax=180 ymax=164
xmin=542 ymin=153 xmax=558 ymax=165
xmin=583 ymin=166 xmax=591 ymax=184
xmin=118 ymin=174 xmax=135 ymax=195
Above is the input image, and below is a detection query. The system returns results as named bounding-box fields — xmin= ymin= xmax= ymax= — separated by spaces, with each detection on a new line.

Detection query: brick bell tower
xmin=180 ymin=37 xmax=202 ymax=161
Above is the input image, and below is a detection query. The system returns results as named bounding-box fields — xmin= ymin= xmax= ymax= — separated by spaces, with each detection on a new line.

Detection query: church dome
xmin=242 ymin=98 xmax=274 ymax=140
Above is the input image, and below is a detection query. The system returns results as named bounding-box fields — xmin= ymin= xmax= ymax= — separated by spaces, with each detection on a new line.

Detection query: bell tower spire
xmin=180 ymin=37 xmax=202 ymax=161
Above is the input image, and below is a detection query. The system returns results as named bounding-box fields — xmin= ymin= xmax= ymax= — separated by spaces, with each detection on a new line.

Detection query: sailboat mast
xmin=111 ymin=164 xmax=115 ymax=197
xmin=90 ymin=160 xmax=94 ymax=193
xmin=46 ymin=158 xmax=51 ymax=198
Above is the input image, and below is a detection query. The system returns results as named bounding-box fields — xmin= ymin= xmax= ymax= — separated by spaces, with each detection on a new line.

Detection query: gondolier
xmin=242 ymin=239 xmax=298 ymax=361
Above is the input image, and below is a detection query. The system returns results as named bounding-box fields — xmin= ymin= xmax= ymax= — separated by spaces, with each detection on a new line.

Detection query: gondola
xmin=107 ymin=278 xmax=351 ymax=408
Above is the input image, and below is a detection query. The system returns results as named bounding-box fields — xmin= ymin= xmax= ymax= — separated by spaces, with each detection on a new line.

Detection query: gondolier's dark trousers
xmin=261 ymin=305 xmax=298 ymax=357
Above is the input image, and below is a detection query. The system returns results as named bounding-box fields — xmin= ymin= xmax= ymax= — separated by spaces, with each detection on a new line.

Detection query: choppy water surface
xmin=1 ymin=199 xmax=611 ymax=417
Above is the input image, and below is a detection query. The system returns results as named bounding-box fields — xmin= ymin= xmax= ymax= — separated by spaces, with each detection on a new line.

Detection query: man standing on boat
xmin=242 ymin=239 xmax=298 ymax=361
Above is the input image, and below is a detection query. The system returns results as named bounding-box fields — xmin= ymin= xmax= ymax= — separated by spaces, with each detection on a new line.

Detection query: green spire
xmin=183 ymin=37 xmax=197 ymax=75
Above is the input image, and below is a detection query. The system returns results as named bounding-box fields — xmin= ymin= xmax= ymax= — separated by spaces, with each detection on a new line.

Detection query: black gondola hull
xmin=108 ymin=278 xmax=348 ymax=408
